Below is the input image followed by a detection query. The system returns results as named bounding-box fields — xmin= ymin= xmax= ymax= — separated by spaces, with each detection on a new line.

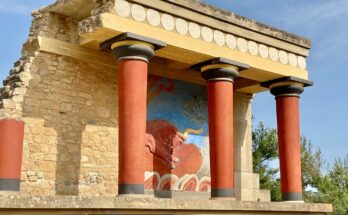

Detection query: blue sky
xmin=0 ymin=0 xmax=347 ymax=164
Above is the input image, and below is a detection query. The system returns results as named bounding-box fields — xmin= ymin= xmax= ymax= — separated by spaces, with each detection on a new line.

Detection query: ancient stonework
xmin=0 ymin=1 xmax=332 ymax=214
xmin=18 ymin=52 xmax=118 ymax=196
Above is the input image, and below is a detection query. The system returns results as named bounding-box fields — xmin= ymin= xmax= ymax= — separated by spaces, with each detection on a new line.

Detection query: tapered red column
xmin=103 ymin=33 xmax=166 ymax=195
xmin=263 ymin=77 xmax=313 ymax=202
xmin=192 ymin=58 xmax=249 ymax=199
xmin=208 ymin=79 xmax=235 ymax=198
xmin=0 ymin=119 xmax=24 ymax=191
xmin=276 ymin=95 xmax=302 ymax=201
xmin=117 ymin=57 xmax=150 ymax=195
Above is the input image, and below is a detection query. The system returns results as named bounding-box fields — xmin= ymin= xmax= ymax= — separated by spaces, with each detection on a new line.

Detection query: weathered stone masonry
xmin=1 ymin=11 xmax=119 ymax=196
xmin=0 ymin=0 xmax=333 ymax=214
xmin=0 ymin=8 xmax=263 ymax=198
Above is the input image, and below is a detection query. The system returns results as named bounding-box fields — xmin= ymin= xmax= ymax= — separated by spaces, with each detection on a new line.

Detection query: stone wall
xmin=0 ymin=11 xmax=80 ymax=120
xmin=0 ymin=5 xmax=267 ymax=199
xmin=18 ymin=52 xmax=118 ymax=196
xmin=0 ymin=9 xmax=119 ymax=196
xmin=234 ymin=94 xmax=270 ymax=201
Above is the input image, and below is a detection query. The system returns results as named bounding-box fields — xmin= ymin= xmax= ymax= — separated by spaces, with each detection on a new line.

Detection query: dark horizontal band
xmin=118 ymin=184 xmax=144 ymax=195
xmin=271 ymin=85 xmax=304 ymax=97
xmin=0 ymin=178 xmax=20 ymax=191
xmin=191 ymin=57 xmax=249 ymax=72
xmin=202 ymin=67 xmax=239 ymax=82
xmin=100 ymin=32 xmax=166 ymax=51
xmin=112 ymin=45 xmax=155 ymax=62
xmin=261 ymin=76 xmax=313 ymax=88
xmin=282 ymin=192 xmax=303 ymax=201
xmin=211 ymin=188 xmax=235 ymax=198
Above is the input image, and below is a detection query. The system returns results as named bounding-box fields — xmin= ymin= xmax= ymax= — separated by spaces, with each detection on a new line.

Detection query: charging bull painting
xmin=145 ymin=75 xmax=211 ymax=192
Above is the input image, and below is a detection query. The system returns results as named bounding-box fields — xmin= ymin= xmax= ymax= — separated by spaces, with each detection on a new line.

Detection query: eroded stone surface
xmin=0 ymin=195 xmax=332 ymax=214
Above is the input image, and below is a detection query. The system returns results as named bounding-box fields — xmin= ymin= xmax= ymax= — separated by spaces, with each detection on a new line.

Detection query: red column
xmin=107 ymin=34 xmax=166 ymax=195
xmin=207 ymin=81 xmax=235 ymax=198
xmin=263 ymin=77 xmax=312 ymax=201
xmin=194 ymin=59 xmax=245 ymax=199
xmin=276 ymin=96 xmax=303 ymax=201
xmin=117 ymin=59 xmax=148 ymax=195
xmin=0 ymin=119 xmax=24 ymax=191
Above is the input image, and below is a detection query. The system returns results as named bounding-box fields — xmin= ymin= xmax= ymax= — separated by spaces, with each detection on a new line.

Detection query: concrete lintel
xmin=34 ymin=36 xmax=266 ymax=93
xmin=129 ymin=0 xmax=311 ymax=50
xmin=78 ymin=13 xmax=309 ymax=83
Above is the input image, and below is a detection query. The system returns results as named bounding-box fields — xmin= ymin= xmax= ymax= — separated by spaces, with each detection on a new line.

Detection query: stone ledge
xmin=0 ymin=195 xmax=332 ymax=214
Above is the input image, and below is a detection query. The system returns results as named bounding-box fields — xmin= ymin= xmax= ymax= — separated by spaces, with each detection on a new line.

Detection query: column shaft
xmin=0 ymin=119 xmax=24 ymax=191
xmin=276 ymin=96 xmax=303 ymax=201
xmin=118 ymin=59 xmax=148 ymax=195
xmin=208 ymin=81 xmax=235 ymax=198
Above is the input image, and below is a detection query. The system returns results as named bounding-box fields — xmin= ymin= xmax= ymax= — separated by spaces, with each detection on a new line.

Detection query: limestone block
xmin=115 ymin=0 xmax=130 ymax=17
xmin=288 ymin=53 xmax=298 ymax=67
xmin=259 ymin=44 xmax=269 ymax=59
xmin=240 ymin=188 xmax=257 ymax=201
xmin=298 ymin=56 xmax=307 ymax=70
xmin=213 ymin=30 xmax=225 ymax=46
xmin=279 ymin=50 xmax=289 ymax=65
xmin=248 ymin=41 xmax=258 ymax=56
xmin=234 ymin=171 xmax=254 ymax=190
xmin=1 ymin=99 xmax=15 ymax=109
xmin=237 ymin=38 xmax=248 ymax=53
xmin=147 ymin=9 xmax=160 ymax=27
xmin=201 ymin=26 xmax=213 ymax=42
xmin=256 ymin=189 xmax=271 ymax=202
xmin=188 ymin=22 xmax=201 ymax=39
xmin=253 ymin=173 xmax=260 ymax=189
xmin=161 ymin=14 xmax=175 ymax=31
xmin=269 ymin=47 xmax=279 ymax=62
xmin=226 ymin=34 xmax=237 ymax=49
xmin=234 ymin=94 xmax=253 ymax=173
xmin=131 ymin=4 xmax=146 ymax=22
xmin=175 ymin=18 xmax=188 ymax=35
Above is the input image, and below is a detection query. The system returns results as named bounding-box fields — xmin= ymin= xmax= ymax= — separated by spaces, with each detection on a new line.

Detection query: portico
xmin=0 ymin=0 xmax=332 ymax=214
xmin=75 ymin=0 xmax=313 ymax=199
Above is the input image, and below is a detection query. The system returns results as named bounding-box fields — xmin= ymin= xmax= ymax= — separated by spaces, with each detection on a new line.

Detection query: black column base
xmin=118 ymin=184 xmax=144 ymax=195
xmin=211 ymin=188 xmax=235 ymax=198
xmin=282 ymin=192 xmax=303 ymax=201
xmin=0 ymin=178 xmax=20 ymax=191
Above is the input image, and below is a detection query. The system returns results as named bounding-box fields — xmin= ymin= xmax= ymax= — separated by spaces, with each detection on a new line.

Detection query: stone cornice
xmin=112 ymin=0 xmax=308 ymax=71
xmin=135 ymin=0 xmax=311 ymax=49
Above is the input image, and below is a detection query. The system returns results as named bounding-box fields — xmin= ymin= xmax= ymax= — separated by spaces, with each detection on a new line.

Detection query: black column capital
xmin=191 ymin=57 xmax=249 ymax=82
xmin=100 ymin=32 xmax=166 ymax=63
xmin=261 ymin=76 xmax=313 ymax=97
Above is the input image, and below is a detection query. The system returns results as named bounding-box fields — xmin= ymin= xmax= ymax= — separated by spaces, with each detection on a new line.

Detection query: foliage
xmin=252 ymin=122 xmax=281 ymax=201
xmin=307 ymin=157 xmax=348 ymax=215
xmin=252 ymin=122 xmax=348 ymax=214
xmin=300 ymin=136 xmax=325 ymax=196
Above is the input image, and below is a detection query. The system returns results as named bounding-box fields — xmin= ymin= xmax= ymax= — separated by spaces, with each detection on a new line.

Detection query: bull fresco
xmin=145 ymin=75 xmax=211 ymax=192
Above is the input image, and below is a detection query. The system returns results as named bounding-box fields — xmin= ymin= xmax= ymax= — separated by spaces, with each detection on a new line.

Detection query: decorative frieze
xmin=114 ymin=0 xmax=307 ymax=70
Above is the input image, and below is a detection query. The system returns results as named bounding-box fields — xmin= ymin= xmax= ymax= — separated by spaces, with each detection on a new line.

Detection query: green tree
xmin=252 ymin=122 xmax=281 ymax=201
xmin=252 ymin=121 xmax=348 ymax=214
xmin=310 ymin=156 xmax=348 ymax=215
xmin=252 ymin=122 xmax=325 ymax=202
xmin=300 ymin=136 xmax=324 ymax=197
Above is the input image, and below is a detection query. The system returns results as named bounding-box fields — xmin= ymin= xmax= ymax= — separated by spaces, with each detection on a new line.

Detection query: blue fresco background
xmin=147 ymin=76 xmax=208 ymax=149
